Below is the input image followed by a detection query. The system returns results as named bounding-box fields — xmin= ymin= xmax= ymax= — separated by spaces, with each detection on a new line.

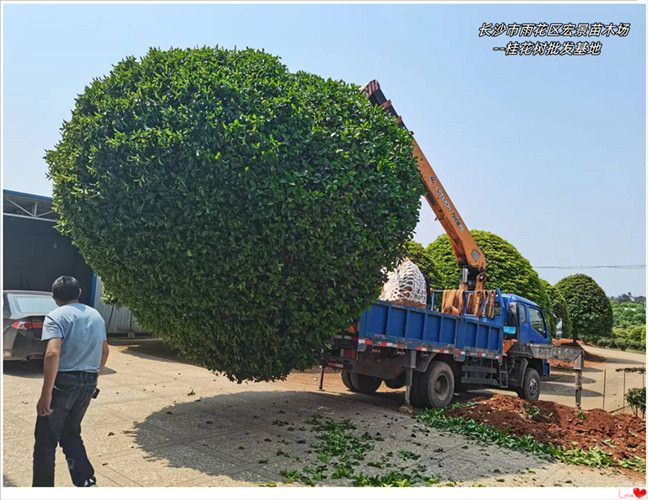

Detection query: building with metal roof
xmin=3 ymin=190 xmax=144 ymax=334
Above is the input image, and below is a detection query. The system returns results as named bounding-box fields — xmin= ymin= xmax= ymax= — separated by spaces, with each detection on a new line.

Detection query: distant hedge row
xmin=590 ymin=337 xmax=645 ymax=352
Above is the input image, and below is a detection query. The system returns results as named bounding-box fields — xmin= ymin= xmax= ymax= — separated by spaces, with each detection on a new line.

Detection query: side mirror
xmin=503 ymin=326 xmax=517 ymax=336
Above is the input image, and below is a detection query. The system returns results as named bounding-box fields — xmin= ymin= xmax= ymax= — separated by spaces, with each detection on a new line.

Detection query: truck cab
xmin=502 ymin=294 xmax=551 ymax=346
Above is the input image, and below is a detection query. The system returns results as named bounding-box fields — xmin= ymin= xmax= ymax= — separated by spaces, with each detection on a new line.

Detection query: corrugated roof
xmin=3 ymin=189 xmax=56 ymax=221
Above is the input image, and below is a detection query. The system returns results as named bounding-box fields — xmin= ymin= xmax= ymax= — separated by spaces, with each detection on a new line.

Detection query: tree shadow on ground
xmin=548 ymin=372 xmax=596 ymax=385
xmin=115 ymin=340 xmax=195 ymax=366
xmin=131 ymin=389 xmax=552 ymax=487
xmin=592 ymin=355 xmax=646 ymax=366
xmin=541 ymin=380 xmax=601 ymax=398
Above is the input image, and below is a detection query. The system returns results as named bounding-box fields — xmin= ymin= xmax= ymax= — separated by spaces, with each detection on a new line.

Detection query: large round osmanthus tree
xmin=427 ymin=230 xmax=551 ymax=310
xmin=46 ymin=47 xmax=422 ymax=382
xmin=555 ymin=274 xmax=613 ymax=341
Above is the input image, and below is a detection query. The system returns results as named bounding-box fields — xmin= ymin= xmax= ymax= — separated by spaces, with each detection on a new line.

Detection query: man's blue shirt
xmin=42 ymin=304 xmax=106 ymax=373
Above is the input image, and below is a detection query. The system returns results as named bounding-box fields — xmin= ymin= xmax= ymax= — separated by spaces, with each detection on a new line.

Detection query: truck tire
xmin=350 ymin=373 xmax=382 ymax=394
xmin=517 ymin=367 xmax=540 ymax=401
xmin=410 ymin=370 xmax=427 ymax=407
xmin=341 ymin=370 xmax=357 ymax=392
xmin=384 ymin=372 xmax=406 ymax=389
xmin=417 ymin=360 xmax=455 ymax=408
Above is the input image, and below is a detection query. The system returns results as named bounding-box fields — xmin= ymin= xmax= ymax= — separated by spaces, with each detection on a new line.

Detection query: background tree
xmin=46 ymin=47 xmax=422 ymax=382
xmin=426 ymin=230 xmax=550 ymax=310
xmin=610 ymin=297 xmax=646 ymax=350
xmin=540 ymin=280 xmax=572 ymax=339
xmin=554 ymin=274 xmax=613 ymax=342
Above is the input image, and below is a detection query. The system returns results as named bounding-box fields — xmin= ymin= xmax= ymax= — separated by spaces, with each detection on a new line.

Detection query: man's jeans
xmin=33 ymin=371 xmax=98 ymax=487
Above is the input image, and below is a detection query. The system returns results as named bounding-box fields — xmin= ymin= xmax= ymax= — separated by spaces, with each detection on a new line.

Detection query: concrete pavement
xmin=2 ymin=341 xmax=641 ymax=487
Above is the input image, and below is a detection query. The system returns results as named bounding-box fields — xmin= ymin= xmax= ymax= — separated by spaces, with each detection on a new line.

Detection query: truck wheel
xmin=410 ymin=370 xmax=427 ymax=407
xmin=517 ymin=367 xmax=540 ymax=401
xmin=384 ymin=372 xmax=406 ymax=389
xmin=341 ymin=370 xmax=357 ymax=392
xmin=350 ymin=373 xmax=382 ymax=394
xmin=418 ymin=360 xmax=455 ymax=408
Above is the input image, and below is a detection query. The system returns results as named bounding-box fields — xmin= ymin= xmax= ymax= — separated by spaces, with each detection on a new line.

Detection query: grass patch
xmin=416 ymin=405 xmax=645 ymax=472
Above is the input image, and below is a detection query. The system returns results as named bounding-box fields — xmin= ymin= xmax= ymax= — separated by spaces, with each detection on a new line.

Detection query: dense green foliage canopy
xmin=610 ymin=299 xmax=646 ymax=349
xmin=555 ymin=274 xmax=613 ymax=341
xmin=426 ymin=230 xmax=550 ymax=310
xmin=46 ymin=47 xmax=421 ymax=381
xmin=611 ymin=300 xmax=646 ymax=328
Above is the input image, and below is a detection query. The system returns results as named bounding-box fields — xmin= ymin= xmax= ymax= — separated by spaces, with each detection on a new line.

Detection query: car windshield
xmin=9 ymin=295 xmax=57 ymax=317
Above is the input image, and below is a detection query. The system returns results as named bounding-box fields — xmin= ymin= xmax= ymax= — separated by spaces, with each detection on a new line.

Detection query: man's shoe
xmin=81 ymin=477 xmax=96 ymax=487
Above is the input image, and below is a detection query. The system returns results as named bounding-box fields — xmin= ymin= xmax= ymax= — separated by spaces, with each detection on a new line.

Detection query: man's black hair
xmin=51 ymin=276 xmax=81 ymax=302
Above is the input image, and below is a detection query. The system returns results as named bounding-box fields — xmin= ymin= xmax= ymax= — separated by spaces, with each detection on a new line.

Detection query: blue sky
xmin=2 ymin=3 xmax=645 ymax=295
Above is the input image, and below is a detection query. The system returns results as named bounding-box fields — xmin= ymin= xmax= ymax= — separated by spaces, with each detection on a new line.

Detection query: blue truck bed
xmin=357 ymin=300 xmax=504 ymax=359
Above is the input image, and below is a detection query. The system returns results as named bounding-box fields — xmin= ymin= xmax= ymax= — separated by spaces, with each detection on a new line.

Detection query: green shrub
xmin=46 ymin=47 xmax=421 ymax=382
xmin=611 ymin=299 xmax=646 ymax=328
xmin=627 ymin=340 xmax=645 ymax=352
xmin=626 ymin=387 xmax=646 ymax=417
xmin=555 ymin=274 xmax=613 ymax=342
xmin=427 ymin=231 xmax=550 ymax=310
xmin=612 ymin=325 xmax=645 ymax=352
xmin=596 ymin=338 xmax=611 ymax=348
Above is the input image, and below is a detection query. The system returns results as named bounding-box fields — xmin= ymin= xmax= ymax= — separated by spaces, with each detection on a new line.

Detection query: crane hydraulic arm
xmin=362 ymin=80 xmax=487 ymax=291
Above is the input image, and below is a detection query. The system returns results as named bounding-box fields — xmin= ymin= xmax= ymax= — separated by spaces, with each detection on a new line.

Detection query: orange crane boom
xmin=363 ymin=80 xmax=487 ymax=291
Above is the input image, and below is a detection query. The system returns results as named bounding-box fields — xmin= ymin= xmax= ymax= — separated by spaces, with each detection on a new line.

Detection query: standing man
xmin=33 ymin=276 xmax=109 ymax=487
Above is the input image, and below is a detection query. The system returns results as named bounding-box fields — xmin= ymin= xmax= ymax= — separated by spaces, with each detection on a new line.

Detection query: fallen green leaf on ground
xmin=279 ymin=415 xmax=439 ymax=486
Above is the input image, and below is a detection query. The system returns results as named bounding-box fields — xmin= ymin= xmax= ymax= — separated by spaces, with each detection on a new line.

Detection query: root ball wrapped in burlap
xmin=379 ymin=259 xmax=427 ymax=307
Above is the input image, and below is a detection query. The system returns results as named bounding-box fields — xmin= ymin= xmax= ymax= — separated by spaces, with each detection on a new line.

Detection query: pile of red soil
xmin=446 ymin=394 xmax=645 ymax=461
xmin=552 ymin=338 xmax=579 ymax=347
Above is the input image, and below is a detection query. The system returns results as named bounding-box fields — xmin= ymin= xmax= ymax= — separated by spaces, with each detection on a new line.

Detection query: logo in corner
xmin=634 ymin=488 xmax=647 ymax=499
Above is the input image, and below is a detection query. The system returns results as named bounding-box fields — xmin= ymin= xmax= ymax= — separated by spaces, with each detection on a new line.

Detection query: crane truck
xmin=325 ymin=80 xmax=582 ymax=409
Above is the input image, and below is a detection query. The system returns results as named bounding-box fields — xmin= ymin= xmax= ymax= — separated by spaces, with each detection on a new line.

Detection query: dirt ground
xmin=3 ymin=339 xmax=644 ymax=488
xmin=447 ymin=394 xmax=645 ymax=461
